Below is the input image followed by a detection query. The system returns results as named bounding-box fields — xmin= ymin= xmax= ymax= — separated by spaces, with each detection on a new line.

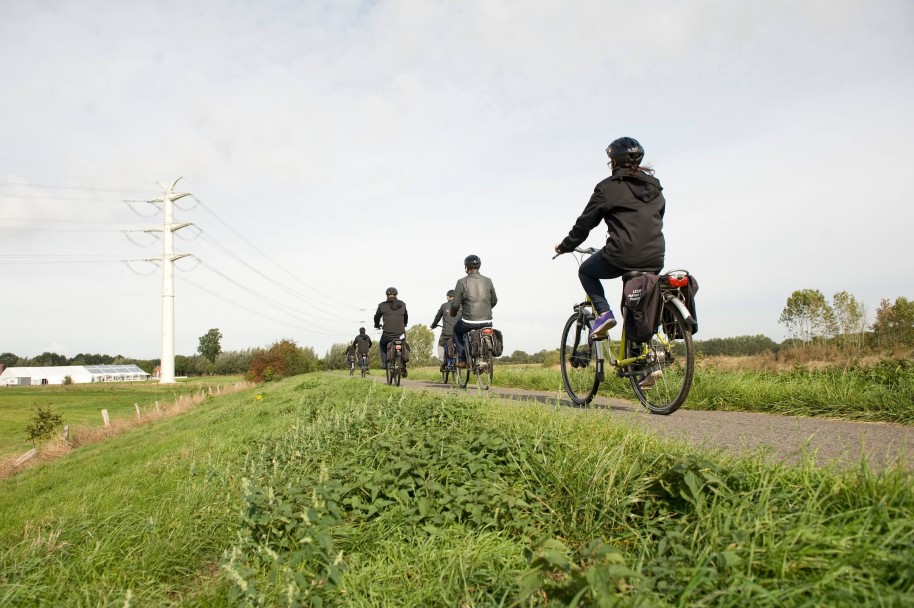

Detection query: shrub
xmin=24 ymin=403 xmax=64 ymax=445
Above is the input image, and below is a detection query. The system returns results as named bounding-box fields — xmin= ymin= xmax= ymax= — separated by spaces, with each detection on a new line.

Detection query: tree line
xmin=778 ymin=290 xmax=913 ymax=351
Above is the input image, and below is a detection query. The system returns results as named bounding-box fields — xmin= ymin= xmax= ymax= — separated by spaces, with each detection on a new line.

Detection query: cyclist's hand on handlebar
xmin=554 ymin=242 xmax=563 ymax=254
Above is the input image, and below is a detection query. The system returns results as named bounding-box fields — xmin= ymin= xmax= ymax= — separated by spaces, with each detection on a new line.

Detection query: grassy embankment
xmin=406 ymin=357 xmax=914 ymax=424
xmin=0 ymin=377 xmax=244 ymax=460
xmin=1 ymin=374 xmax=912 ymax=606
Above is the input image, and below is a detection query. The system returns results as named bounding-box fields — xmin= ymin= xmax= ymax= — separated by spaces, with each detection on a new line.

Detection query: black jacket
xmin=432 ymin=302 xmax=461 ymax=336
xmin=559 ymin=167 xmax=665 ymax=270
xmin=374 ymin=298 xmax=408 ymax=338
xmin=353 ymin=333 xmax=372 ymax=354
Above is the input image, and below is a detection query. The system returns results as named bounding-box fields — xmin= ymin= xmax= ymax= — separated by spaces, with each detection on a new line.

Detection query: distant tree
xmin=25 ymin=404 xmax=64 ymax=445
xmin=323 ymin=343 xmax=349 ymax=371
xmin=832 ymin=291 xmax=867 ymax=351
xmin=248 ymin=339 xmax=318 ymax=382
xmin=872 ymin=297 xmax=914 ymax=349
xmin=695 ymin=335 xmax=778 ymax=357
xmin=504 ymin=350 xmax=531 ymax=364
xmin=33 ymin=352 xmax=68 ymax=366
xmin=0 ymin=352 xmax=18 ymax=368
xmin=214 ymin=349 xmax=259 ymax=375
xmin=406 ymin=325 xmax=435 ymax=367
xmin=174 ymin=355 xmax=189 ymax=376
xmin=778 ymin=289 xmax=833 ymax=343
xmin=198 ymin=328 xmax=223 ymax=362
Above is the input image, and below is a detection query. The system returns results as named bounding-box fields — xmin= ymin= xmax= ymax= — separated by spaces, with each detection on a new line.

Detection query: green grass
xmin=0 ymin=377 xmax=243 ymax=459
xmin=406 ymin=360 xmax=914 ymax=424
xmin=1 ymin=374 xmax=912 ymax=606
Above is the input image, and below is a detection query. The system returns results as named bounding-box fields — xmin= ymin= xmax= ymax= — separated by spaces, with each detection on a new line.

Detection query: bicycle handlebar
xmin=552 ymin=246 xmax=598 ymax=260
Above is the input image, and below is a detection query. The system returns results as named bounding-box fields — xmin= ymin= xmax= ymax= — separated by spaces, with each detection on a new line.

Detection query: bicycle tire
xmin=385 ymin=359 xmax=393 ymax=385
xmin=392 ymin=353 xmax=401 ymax=387
xmin=475 ymin=341 xmax=490 ymax=391
xmin=458 ymin=336 xmax=471 ymax=388
xmin=625 ymin=299 xmax=694 ymax=415
xmin=361 ymin=358 xmax=367 ymax=378
xmin=560 ymin=312 xmax=600 ymax=406
xmin=484 ymin=336 xmax=494 ymax=386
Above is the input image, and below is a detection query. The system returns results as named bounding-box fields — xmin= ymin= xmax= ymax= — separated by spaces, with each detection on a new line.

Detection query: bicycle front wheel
xmin=560 ymin=313 xmax=599 ymax=406
xmin=625 ymin=299 xmax=695 ymax=415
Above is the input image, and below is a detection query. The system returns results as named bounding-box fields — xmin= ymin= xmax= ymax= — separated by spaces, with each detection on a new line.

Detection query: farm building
xmin=0 ymin=364 xmax=151 ymax=386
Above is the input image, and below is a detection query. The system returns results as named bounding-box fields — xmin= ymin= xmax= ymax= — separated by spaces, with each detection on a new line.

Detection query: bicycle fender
xmin=664 ymin=294 xmax=697 ymax=330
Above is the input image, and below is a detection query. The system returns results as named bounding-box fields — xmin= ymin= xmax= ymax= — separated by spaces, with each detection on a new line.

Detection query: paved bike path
xmin=379 ymin=377 xmax=914 ymax=473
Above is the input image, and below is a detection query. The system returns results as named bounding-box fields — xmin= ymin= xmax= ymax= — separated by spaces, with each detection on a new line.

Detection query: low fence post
xmin=101 ymin=409 xmax=110 ymax=427
xmin=155 ymin=400 xmax=161 ymax=414
xmin=135 ymin=403 xmax=141 ymax=419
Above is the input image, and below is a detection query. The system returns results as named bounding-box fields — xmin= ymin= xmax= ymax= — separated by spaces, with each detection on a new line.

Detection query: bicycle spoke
xmin=561 ymin=312 xmax=600 ymax=405
xmin=627 ymin=299 xmax=694 ymax=414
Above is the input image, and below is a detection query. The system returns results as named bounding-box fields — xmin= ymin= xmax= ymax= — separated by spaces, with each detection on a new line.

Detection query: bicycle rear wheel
xmin=560 ymin=312 xmax=600 ymax=406
xmin=625 ymin=299 xmax=694 ymax=415
xmin=475 ymin=342 xmax=491 ymax=390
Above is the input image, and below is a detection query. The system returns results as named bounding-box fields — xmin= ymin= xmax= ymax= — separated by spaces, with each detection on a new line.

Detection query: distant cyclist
xmin=431 ymin=289 xmax=461 ymax=371
xmin=345 ymin=341 xmax=357 ymax=371
xmin=448 ymin=255 xmax=497 ymax=368
xmin=374 ymin=287 xmax=409 ymax=376
xmin=353 ymin=327 xmax=372 ymax=370
xmin=554 ymin=137 xmax=666 ymax=339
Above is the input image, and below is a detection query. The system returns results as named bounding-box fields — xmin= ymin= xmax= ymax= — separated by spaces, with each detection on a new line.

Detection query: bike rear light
xmin=668 ymin=275 xmax=689 ymax=288
xmin=482 ymin=328 xmax=495 ymax=335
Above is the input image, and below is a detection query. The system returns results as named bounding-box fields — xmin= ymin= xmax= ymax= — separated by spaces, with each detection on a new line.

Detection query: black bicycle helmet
xmin=386 ymin=287 xmax=398 ymax=296
xmin=447 ymin=289 xmax=455 ymax=297
xmin=464 ymin=254 xmax=481 ymax=269
xmin=606 ymin=137 xmax=644 ymax=167
xmin=359 ymin=327 xmax=366 ymax=333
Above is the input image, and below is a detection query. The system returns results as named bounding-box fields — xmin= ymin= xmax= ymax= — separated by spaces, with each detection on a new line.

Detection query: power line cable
xmin=188 ymin=193 xmax=358 ymax=311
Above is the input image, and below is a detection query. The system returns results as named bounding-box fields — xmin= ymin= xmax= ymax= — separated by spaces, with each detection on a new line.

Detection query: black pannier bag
xmin=387 ymin=339 xmax=410 ymax=363
xmin=490 ymin=328 xmax=504 ymax=357
xmin=445 ymin=337 xmax=457 ymax=358
xmin=621 ymin=274 xmax=661 ymax=344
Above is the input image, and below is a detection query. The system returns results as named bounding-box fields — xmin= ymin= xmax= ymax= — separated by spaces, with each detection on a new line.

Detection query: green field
xmin=1 ymin=373 xmax=912 ymax=606
xmin=0 ymin=377 xmax=243 ymax=459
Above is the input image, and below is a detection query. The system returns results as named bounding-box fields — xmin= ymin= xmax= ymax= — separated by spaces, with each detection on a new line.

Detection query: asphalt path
xmin=381 ymin=376 xmax=914 ymax=473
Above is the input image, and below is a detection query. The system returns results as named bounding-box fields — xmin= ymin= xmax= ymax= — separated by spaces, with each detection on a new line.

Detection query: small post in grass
xmin=155 ymin=400 xmax=161 ymax=414
xmin=135 ymin=403 xmax=141 ymax=419
xmin=62 ymin=425 xmax=69 ymax=441
xmin=101 ymin=409 xmax=110 ymax=428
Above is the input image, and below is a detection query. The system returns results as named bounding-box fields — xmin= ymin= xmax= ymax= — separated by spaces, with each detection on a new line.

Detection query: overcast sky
xmin=2 ymin=0 xmax=912 ymax=361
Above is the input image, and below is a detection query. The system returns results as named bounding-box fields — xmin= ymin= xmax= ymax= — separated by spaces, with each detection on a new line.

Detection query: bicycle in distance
xmin=348 ymin=355 xmax=357 ymax=376
xmin=385 ymin=334 xmax=406 ymax=387
xmin=458 ymin=327 xmax=496 ymax=391
xmin=359 ymin=353 xmax=369 ymax=378
xmin=555 ymin=247 xmax=696 ymax=414
xmin=441 ymin=337 xmax=459 ymax=387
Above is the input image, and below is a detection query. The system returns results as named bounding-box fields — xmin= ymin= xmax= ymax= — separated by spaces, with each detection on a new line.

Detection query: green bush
xmin=24 ymin=403 xmax=64 ymax=444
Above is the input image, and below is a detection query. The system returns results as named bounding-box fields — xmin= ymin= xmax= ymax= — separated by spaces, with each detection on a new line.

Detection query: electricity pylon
xmin=145 ymin=178 xmax=193 ymax=384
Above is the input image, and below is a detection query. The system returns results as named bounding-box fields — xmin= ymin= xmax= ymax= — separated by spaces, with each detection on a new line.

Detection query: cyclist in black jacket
xmin=353 ymin=327 xmax=372 ymax=363
xmin=431 ymin=289 xmax=461 ymax=370
xmin=374 ymin=287 xmax=409 ymax=376
xmin=555 ymin=137 xmax=665 ymax=339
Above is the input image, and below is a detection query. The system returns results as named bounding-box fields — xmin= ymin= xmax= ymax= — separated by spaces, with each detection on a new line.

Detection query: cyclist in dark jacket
xmin=353 ymin=327 xmax=372 ymax=361
xmin=555 ymin=137 xmax=665 ymax=339
xmin=449 ymin=255 xmax=497 ymax=367
xmin=431 ymin=289 xmax=461 ymax=370
xmin=374 ymin=287 xmax=409 ymax=375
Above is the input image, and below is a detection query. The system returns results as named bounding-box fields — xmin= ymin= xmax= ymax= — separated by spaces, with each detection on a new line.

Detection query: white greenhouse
xmin=0 ymin=365 xmax=151 ymax=386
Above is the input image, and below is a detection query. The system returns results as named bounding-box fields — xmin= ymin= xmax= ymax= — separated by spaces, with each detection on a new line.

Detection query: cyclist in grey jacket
xmin=448 ymin=255 xmax=497 ymax=367
xmin=431 ymin=289 xmax=461 ymax=368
